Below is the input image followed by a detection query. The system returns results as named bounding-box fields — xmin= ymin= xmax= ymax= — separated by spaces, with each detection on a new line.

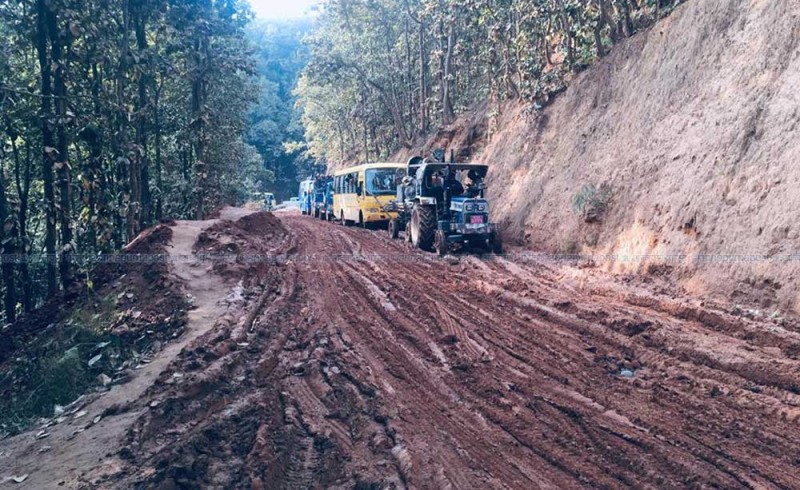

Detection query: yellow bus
xmin=332 ymin=163 xmax=406 ymax=227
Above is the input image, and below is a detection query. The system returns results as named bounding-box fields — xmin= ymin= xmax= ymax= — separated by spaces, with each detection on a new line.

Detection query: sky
xmin=247 ymin=0 xmax=319 ymax=19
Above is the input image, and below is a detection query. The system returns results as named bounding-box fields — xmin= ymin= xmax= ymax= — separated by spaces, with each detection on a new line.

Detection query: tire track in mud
xmin=97 ymin=211 xmax=800 ymax=488
xmin=285 ymin=215 xmax=800 ymax=489
xmin=292 ymin=222 xmax=545 ymax=488
xmin=290 ymin=221 xmax=608 ymax=487
xmin=456 ymin=272 xmax=800 ymax=486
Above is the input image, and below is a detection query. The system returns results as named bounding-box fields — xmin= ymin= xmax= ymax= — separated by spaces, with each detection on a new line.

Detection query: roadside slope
xmin=427 ymin=0 xmax=800 ymax=312
xmin=0 ymin=208 xmax=250 ymax=488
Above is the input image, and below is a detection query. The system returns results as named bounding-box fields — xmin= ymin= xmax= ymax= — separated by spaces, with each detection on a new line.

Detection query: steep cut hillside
xmin=420 ymin=0 xmax=800 ymax=312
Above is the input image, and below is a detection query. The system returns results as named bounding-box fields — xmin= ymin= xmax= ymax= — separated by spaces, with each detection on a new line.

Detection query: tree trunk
xmin=555 ymin=0 xmax=575 ymax=68
xmin=593 ymin=7 xmax=606 ymax=58
xmin=47 ymin=6 xmax=74 ymax=290
xmin=115 ymin=0 xmax=130 ymax=246
xmin=403 ymin=16 xmax=414 ymax=133
xmin=35 ymin=0 xmax=58 ymax=297
xmin=0 ymin=165 xmax=15 ymax=323
xmin=418 ymin=21 xmax=429 ymax=134
xmin=134 ymin=4 xmax=151 ymax=230
xmin=120 ymin=0 xmax=139 ymax=239
xmin=10 ymin=136 xmax=31 ymax=313
xmin=441 ymin=20 xmax=455 ymax=125
xmin=191 ymin=35 xmax=209 ymax=220
xmin=620 ymin=0 xmax=635 ymax=36
xmin=154 ymin=79 xmax=163 ymax=221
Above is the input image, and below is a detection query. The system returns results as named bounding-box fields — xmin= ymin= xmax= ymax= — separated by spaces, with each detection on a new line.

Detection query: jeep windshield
xmin=366 ymin=168 xmax=399 ymax=196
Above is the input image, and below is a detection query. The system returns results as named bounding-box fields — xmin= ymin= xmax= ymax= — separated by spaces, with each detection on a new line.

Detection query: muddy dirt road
xmin=4 ymin=208 xmax=800 ymax=488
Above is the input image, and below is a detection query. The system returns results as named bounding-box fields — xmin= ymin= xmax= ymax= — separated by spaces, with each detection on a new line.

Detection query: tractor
xmin=386 ymin=152 xmax=502 ymax=256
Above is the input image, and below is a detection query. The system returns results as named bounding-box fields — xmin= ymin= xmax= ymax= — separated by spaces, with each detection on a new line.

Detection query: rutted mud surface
xmin=5 ymin=208 xmax=800 ymax=488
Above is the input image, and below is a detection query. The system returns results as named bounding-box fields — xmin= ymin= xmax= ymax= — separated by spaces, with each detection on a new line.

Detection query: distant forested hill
xmin=247 ymin=18 xmax=313 ymax=201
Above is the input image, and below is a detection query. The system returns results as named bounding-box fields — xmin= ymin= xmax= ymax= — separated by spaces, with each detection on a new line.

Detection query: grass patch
xmin=0 ymin=299 xmax=122 ymax=436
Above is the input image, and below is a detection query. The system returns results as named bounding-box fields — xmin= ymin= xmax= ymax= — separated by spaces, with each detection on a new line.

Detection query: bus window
xmin=366 ymin=168 xmax=398 ymax=196
xmin=345 ymin=173 xmax=355 ymax=194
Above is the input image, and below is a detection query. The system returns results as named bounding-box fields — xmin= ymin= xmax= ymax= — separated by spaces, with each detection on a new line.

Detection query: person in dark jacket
xmin=442 ymin=166 xmax=464 ymax=197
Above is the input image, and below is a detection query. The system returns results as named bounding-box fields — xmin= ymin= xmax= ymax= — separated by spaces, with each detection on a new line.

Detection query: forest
xmin=0 ymin=0 xmax=309 ymax=319
xmin=297 ymin=0 xmax=684 ymax=163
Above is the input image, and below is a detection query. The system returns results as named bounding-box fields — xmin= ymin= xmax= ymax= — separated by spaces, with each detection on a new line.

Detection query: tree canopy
xmin=296 ymin=0 xmax=685 ymax=164
xmin=0 ymin=0 xmax=284 ymax=317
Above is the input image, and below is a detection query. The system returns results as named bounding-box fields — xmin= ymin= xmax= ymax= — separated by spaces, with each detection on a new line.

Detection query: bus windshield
xmin=365 ymin=168 xmax=398 ymax=196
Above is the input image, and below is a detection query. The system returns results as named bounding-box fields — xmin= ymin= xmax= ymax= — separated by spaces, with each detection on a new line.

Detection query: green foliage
xmin=0 ymin=318 xmax=110 ymax=435
xmin=0 ymin=0 xmax=267 ymax=313
xmin=246 ymin=19 xmax=313 ymax=201
xmin=572 ymin=183 xmax=611 ymax=223
xmin=297 ymin=0 xmax=685 ymax=164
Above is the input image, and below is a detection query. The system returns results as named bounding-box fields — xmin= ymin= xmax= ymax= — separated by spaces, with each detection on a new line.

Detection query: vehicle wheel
xmin=434 ymin=230 xmax=448 ymax=256
xmin=405 ymin=222 xmax=412 ymax=243
xmin=326 ymin=212 xmax=332 ymax=222
xmin=410 ymin=206 xmax=436 ymax=251
xmin=388 ymin=219 xmax=399 ymax=239
xmin=359 ymin=212 xmax=368 ymax=229
xmin=341 ymin=211 xmax=351 ymax=227
xmin=492 ymin=231 xmax=503 ymax=254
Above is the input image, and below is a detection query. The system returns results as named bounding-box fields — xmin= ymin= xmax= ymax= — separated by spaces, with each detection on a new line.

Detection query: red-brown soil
xmin=2 ymin=209 xmax=794 ymax=488
xmin=398 ymin=0 xmax=800 ymax=314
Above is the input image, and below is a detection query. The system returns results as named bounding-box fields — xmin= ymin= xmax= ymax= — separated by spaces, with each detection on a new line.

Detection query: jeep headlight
xmin=465 ymin=203 xmax=475 ymax=212
xmin=478 ymin=203 xmax=486 ymax=212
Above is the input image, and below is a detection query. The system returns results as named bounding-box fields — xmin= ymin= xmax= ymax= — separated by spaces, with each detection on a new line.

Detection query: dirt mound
xmin=0 ymin=225 xmax=175 ymax=366
xmin=0 ymin=224 xmax=188 ymax=435
xmin=410 ymin=0 xmax=800 ymax=313
xmin=194 ymin=211 xmax=288 ymax=283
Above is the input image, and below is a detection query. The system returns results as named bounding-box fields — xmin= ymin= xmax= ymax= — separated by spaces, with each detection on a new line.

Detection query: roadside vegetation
xmin=0 ymin=1 xmax=312 ymax=319
xmin=296 ymin=0 xmax=686 ymax=163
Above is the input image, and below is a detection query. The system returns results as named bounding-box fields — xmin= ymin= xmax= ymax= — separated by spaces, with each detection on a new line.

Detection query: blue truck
xmin=312 ymin=176 xmax=333 ymax=220
xmin=299 ymin=178 xmax=314 ymax=215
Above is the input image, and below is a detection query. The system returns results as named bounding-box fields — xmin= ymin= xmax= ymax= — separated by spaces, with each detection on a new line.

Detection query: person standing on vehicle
xmin=442 ymin=166 xmax=464 ymax=197
xmin=442 ymin=165 xmax=464 ymax=212
xmin=429 ymin=171 xmax=445 ymax=203
xmin=464 ymin=169 xmax=483 ymax=198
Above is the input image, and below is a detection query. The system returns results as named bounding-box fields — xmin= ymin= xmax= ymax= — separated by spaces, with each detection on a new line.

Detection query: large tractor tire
xmin=410 ymin=206 xmax=436 ymax=251
xmin=486 ymin=231 xmax=503 ymax=254
xmin=388 ymin=219 xmax=400 ymax=239
xmin=340 ymin=210 xmax=349 ymax=226
xmin=434 ymin=230 xmax=449 ymax=256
